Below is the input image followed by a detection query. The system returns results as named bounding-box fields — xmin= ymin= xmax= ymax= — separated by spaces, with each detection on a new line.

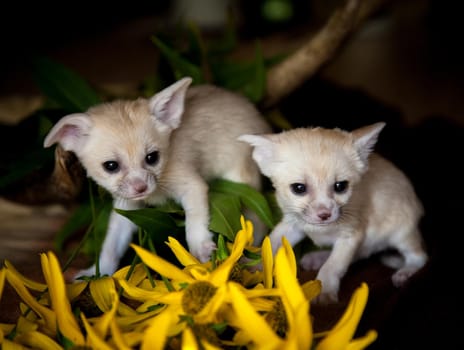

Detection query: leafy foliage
xmin=1 ymin=21 xmax=288 ymax=270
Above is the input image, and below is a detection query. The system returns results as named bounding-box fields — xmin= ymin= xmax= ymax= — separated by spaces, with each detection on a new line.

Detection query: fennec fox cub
xmin=239 ymin=122 xmax=428 ymax=303
xmin=44 ymin=77 xmax=271 ymax=278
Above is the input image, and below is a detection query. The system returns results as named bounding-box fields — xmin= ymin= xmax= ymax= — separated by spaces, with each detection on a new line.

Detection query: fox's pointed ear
xmin=43 ymin=113 xmax=93 ymax=153
xmin=352 ymin=122 xmax=386 ymax=163
xmin=238 ymin=134 xmax=276 ymax=177
xmin=149 ymin=77 xmax=193 ymax=130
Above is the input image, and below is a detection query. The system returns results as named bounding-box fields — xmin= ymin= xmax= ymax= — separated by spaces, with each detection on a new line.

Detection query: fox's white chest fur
xmin=239 ymin=122 xmax=428 ymax=304
xmin=44 ymin=77 xmax=271 ymax=278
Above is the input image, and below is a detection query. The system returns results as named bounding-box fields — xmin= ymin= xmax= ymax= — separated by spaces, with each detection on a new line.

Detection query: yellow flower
xmin=180 ymin=326 xmax=223 ymax=350
xmin=261 ymin=236 xmax=274 ymax=289
xmin=226 ymin=238 xmax=320 ymax=349
xmin=4 ymin=267 xmax=58 ymax=336
xmin=116 ymin=217 xmax=256 ymax=348
xmin=14 ymin=330 xmax=63 ymax=350
xmin=315 ymin=282 xmax=378 ymax=350
xmin=80 ymin=289 xmax=131 ymax=350
xmin=0 ymin=267 xmax=5 ymax=302
xmin=0 ymin=214 xmax=378 ymax=350
xmin=40 ymin=251 xmax=85 ymax=346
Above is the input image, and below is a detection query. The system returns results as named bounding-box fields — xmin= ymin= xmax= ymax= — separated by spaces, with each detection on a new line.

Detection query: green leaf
xmin=209 ymin=179 xmax=276 ymax=229
xmin=185 ymin=22 xmax=206 ymax=66
xmin=33 ymin=56 xmax=101 ymax=113
xmin=207 ymin=14 xmax=238 ymax=56
xmin=210 ymin=41 xmax=266 ymax=102
xmin=216 ymin=234 xmax=229 ymax=261
xmin=115 ymin=208 xmax=182 ymax=245
xmin=151 ymin=36 xmax=204 ymax=84
xmin=208 ymin=192 xmax=242 ymax=241
xmin=241 ymin=42 xmax=267 ymax=103
xmin=54 ymin=203 xmax=92 ymax=251
xmin=84 ymin=202 xmax=113 ymax=256
xmin=154 ymin=199 xmax=184 ymax=215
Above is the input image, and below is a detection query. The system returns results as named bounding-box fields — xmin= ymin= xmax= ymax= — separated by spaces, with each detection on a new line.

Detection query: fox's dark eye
xmin=145 ymin=151 xmax=159 ymax=165
xmin=103 ymin=161 xmax=119 ymax=173
xmin=290 ymin=183 xmax=307 ymax=195
xmin=334 ymin=180 xmax=348 ymax=193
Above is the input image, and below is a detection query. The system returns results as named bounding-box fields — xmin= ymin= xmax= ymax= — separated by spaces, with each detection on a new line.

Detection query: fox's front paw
xmin=191 ymin=240 xmax=217 ymax=263
xmin=392 ymin=267 xmax=418 ymax=287
xmin=300 ymin=250 xmax=331 ymax=271
xmin=72 ymin=260 xmax=118 ymax=281
xmin=72 ymin=265 xmax=98 ymax=281
xmin=314 ymin=267 xmax=340 ymax=304
xmin=186 ymin=226 xmax=216 ymax=263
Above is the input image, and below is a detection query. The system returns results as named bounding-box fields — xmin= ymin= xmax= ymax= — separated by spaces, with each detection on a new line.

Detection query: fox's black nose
xmin=318 ymin=212 xmax=331 ymax=221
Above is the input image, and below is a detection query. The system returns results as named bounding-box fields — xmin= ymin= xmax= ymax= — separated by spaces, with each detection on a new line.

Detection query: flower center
xmin=191 ymin=324 xmax=222 ymax=347
xmin=229 ymin=264 xmax=243 ymax=284
xmin=265 ymin=297 xmax=288 ymax=338
xmin=182 ymin=281 xmax=217 ymax=315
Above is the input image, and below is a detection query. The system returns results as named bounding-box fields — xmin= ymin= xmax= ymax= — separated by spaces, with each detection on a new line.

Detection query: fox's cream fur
xmin=239 ymin=122 xmax=428 ymax=303
xmin=44 ymin=77 xmax=271 ymax=278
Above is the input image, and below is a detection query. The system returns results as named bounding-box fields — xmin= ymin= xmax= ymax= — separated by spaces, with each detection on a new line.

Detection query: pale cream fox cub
xmin=44 ymin=77 xmax=271 ymax=278
xmin=239 ymin=122 xmax=428 ymax=303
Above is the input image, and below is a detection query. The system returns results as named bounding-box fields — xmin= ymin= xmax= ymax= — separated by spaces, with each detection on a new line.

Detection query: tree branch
xmin=261 ymin=0 xmax=389 ymax=109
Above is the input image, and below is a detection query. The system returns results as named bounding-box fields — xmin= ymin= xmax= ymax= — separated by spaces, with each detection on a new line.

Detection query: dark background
xmin=0 ymin=0 xmax=463 ymax=348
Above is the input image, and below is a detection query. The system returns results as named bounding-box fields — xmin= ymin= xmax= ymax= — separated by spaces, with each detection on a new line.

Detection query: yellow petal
xmin=0 ymin=268 xmax=6 ymax=298
xmin=288 ymin=298 xmax=312 ymax=350
xmin=239 ymin=284 xmax=280 ymax=299
xmin=118 ymin=301 xmax=139 ymax=316
xmin=40 ymin=252 xmax=84 ymax=346
xmin=281 ymin=237 xmax=297 ymax=277
xmin=194 ymin=284 xmax=227 ymax=323
xmin=89 ymin=276 xmax=116 ymax=312
xmin=240 ymin=268 xmax=263 ymax=287
xmin=4 ymin=261 xmax=47 ymax=292
xmin=5 ymin=270 xmax=56 ymax=334
xmin=181 ymin=327 xmax=199 ymax=349
xmin=141 ymin=306 xmax=175 ymax=350
xmin=166 ymin=236 xmax=201 ymax=266
xmin=0 ymin=324 xmax=15 ymax=336
xmin=301 ymin=280 xmax=322 ymax=302
xmin=16 ymin=316 xmax=38 ymax=333
xmin=117 ymin=331 xmax=143 ymax=348
xmin=261 ymin=236 xmax=273 ymax=289
xmin=81 ymin=313 xmax=114 ymax=350
xmin=65 ymin=281 xmax=88 ymax=301
xmin=118 ymin=279 xmax=182 ymax=304
xmin=346 ymin=330 xmax=378 ymax=350
xmin=116 ymin=309 xmax=165 ymax=330
xmin=113 ymin=263 xmax=148 ymax=285
xmin=109 ymin=319 xmax=132 ymax=350
xmin=14 ymin=331 xmax=63 ymax=350
xmin=316 ymin=283 xmax=371 ymax=350
xmin=248 ymin=297 xmax=275 ymax=312
xmin=186 ymin=265 xmax=211 ymax=281
xmin=131 ymin=244 xmax=194 ymax=283
xmin=93 ymin=289 xmax=119 ymax=338
xmin=229 ymin=227 xmax=249 ymax=262
xmin=239 ymin=215 xmax=254 ymax=245
xmin=228 ymin=282 xmax=282 ymax=348
xmin=210 ymin=229 xmax=248 ymax=286
xmin=1 ymin=339 xmax=27 ymax=349
xmin=274 ymin=246 xmax=306 ymax=308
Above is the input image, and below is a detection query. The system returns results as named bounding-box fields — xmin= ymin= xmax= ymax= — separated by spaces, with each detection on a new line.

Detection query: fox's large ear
xmin=149 ymin=77 xmax=193 ymax=130
xmin=238 ymin=134 xmax=276 ymax=177
xmin=352 ymin=122 xmax=386 ymax=163
xmin=43 ymin=113 xmax=93 ymax=153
